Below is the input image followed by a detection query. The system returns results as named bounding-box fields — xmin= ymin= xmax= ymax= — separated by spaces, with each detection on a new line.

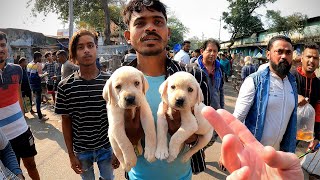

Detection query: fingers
xmin=226 ymin=166 xmax=250 ymax=180
xmin=221 ymin=134 xmax=242 ymax=173
xmin=201 ymin=106 xmax=234 ymax=138
xmin=72 ymin=163 xmax=83 ymax=174
xmin=216 ymin=109 xmax=263 ymax=150
xmin=262 ymin=146 xmax=300 ymax=170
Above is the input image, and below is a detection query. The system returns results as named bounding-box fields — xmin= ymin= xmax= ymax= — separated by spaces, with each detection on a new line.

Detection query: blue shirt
xmin=128 ymin=75 xmax=192 ymax=180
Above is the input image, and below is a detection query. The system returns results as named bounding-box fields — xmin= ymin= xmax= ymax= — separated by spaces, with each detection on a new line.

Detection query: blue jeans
xmin=33 ymin=90 xmax=43 ymax=119
xmin=75 ymin=146 xmax=114 ymax=180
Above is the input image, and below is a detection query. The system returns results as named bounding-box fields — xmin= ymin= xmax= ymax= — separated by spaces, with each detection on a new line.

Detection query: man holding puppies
xmin=121 ymin=0 xmax=211 ymax=179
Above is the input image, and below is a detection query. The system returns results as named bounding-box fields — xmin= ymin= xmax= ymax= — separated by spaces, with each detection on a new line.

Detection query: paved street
xmin=21 ymin=82 xmax=238 ymax=180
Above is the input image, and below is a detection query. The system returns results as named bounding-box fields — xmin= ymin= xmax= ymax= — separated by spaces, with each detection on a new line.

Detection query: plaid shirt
xmin=124 ymin=58 xmax=210 ymax=174
xmin=43 ymin=62 xmax=56 ymax=85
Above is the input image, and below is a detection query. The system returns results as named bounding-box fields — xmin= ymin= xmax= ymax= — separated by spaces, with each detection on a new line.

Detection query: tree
xmin=266 ymin=10 xmax=308 ymax=36
xmin=167 ymin=16 xmax=189 ymax=48
xmin=222 ymin=0 xmax=277 ymax=49
xmin=28 ymin=0 xmax=126 ymax=45
xmin=188 ymin=36 xmax=203 ymax=50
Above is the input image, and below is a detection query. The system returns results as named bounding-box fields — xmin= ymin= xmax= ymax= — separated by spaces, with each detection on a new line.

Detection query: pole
xmin=218 ymin=17 xmax=221 ymax=42
xmin=69 ymin=0 xmax=74 ymax=40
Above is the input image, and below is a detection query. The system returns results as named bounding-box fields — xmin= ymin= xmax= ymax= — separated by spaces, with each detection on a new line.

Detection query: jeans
xmin=75 ymin=146 xmax=114 ymax=180
xmin=33 ymin=90 xmax=43 ymax=119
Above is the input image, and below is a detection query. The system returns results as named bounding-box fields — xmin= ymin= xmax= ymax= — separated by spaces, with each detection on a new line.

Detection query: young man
xmin=122 ymin=1 xmax=210 ymax=179
xmin=55 ymin=30 xmax=115 ymax=180
xmin=220 ymin=54 xmax=231 ymax=82
xmin=291 ymin=43 xmax=320 ymax=150
xmin=56 ymin=50 xmax=79 ymax=79
xmin=18 ymin=57 xmax=35 ymax=114
xmin=195 ymin=39 xmax=224 ymax=110
xmin=0 ymin=31 xmax=40 ymax=180
xmin=233 ymin=35 xmax=297 ymax=153
xmin=27 ymin=51 xmax=47 ymax=121
xmin=42 ymin=51 xmax=57 ymax=104
xmin=174 ymin=40 xmax=191 ymax=64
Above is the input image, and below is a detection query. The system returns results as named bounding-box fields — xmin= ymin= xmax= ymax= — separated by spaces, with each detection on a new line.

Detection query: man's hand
xmin=308 ymin=139 xmax=320 ymax=151
xmin=124 ymin=107 xmax=144 ymax=146
xmin=163 ymin=102 xmax=197 ymax=144
xmin=68 ymin=153 xmax=83 ymax=174
xmin=202 ymin=107 xmax=303 ymax=180
xmin=111 ymin=153 xmax=120 ymax=169
xmin=298 ymin=95 xmax=308 ymax=106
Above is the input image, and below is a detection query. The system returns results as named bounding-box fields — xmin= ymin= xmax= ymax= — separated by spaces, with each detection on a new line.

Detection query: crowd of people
xmin=1 ymin=0 xmax=320 ymax=179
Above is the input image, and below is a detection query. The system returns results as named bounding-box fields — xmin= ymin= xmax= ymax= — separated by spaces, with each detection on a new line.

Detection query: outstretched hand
xmin=202 ymin=107 xmax=303 ymax=180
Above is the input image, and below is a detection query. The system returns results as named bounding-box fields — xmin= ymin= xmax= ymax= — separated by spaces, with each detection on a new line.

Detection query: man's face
xmin=0 ymin=39 xmax=8 ymax=63
xmin=52 ymin=54 xmax=57 ymax=62
xmin=301 ymin=48 xmax=319 ymax=73
xmin=76 ymin=35 xmax=97 ymax=67
xmin=57 ymin=54 xmax=66 ymax=63
xmin=183 ymin=43 xmax=191 ymax=53
xmin=46 ymin=53 xmax=53 ymax=62
xmin=267 ymin=40 xmax=293 ymax=77
xmin=202 ymin=43 xmax=218 ymax=64
xmin=124 ymin=9 xmax=170 ymax=56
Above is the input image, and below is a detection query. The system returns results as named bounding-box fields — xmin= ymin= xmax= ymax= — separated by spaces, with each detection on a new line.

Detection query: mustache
xmin=140 ymin=32 xmax=162 ymax=41
xmin=83 ymin=54 xmax=92 ymax=58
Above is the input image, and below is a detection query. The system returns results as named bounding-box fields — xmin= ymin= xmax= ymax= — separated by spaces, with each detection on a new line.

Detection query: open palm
xmin=202 ymin=107 xmax=303 ymax=180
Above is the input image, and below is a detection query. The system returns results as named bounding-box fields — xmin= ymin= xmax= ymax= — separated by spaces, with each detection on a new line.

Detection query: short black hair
xmin=182 ymin=41 xmax=191 ymax=46
xmin=201 ymin=38 xmax=220 ymax=52
xmin=0 ymin=31 xmax=7 ymax=43
xmin=34 ymin=51 xmax=42 ymax=60
xmin=267 ymin=35 xmax=292 ymax=51
xmin=194 ymin=49 xmax=200 ymax=53
xmin=56 ymin=50 xmax=67 ymax=58
xmin=44 ymin=51 xmax=52 ymax=58
xmin=123 ymin=0 xmax=167 ymax=27
xmin=18 ymin=57 xmax=27 ymax=64
xmin=304 ymin=42 xmax=319 ymax=51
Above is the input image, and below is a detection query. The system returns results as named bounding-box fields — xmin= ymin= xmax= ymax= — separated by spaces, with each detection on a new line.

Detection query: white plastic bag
xmin=297 ymin=103 xmax=315 ymax=142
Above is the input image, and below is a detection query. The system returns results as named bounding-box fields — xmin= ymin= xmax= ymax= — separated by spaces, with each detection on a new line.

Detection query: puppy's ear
xmin=196 ymin=83 xmax=204 ymax=104
xmin=159 ymin=79 xmax=168 ymax=103
xmin=141 ymin=74 xmax=149 ymax=94
xmin=103 ymin=79 xmax=113 ymax=105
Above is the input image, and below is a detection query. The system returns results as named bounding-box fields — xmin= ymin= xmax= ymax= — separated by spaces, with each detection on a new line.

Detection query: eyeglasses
xmin=274 ymin=49 xmax=292 ymax=55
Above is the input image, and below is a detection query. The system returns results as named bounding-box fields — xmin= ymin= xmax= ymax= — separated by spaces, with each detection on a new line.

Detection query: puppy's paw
xmin=123 ymin=156 xmax=137 ymax=172
xmin=144 ymin=147 xmax=156 ymax=162
xmin=155 ymin=147 xmax=169 ymax=160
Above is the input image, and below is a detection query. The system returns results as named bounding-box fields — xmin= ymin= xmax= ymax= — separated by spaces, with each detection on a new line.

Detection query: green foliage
xmin=222 ymin=0 xmax=277 ymax=42
xmin=28 ymin=0 xmax=126 ymax=44
xmin=266 ymin=10 xmax=308 ymax=36
xmin=167 ymin=16 xmax=189 ymax=48
xmin=188 ymin=36 xmax=203 ymax=50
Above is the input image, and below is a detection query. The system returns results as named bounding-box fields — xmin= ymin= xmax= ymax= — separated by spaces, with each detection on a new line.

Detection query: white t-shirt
xmin=174 ymin=49 xmax=190 ymax=64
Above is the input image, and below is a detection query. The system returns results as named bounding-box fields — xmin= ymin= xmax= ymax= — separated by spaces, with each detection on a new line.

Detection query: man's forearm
xmin=61 ymin=115 xmax=74 ymax=156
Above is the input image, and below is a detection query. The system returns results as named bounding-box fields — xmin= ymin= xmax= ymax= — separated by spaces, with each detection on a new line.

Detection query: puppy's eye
xmin=134 ymin=81 xmax=140 ymax=87
xmin=188 ymin=87 xmax=193 ymax=92
xmin=171 ymin=85 xmax=175 ymax=89
xmin=115 ymin=85 xmax=121 ymax=90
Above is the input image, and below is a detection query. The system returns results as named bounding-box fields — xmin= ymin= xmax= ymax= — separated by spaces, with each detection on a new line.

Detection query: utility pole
xmin=69 ymin=0 xmax=74 ymax=40
xmin=211 ymin=17 xmax=222 ymax=42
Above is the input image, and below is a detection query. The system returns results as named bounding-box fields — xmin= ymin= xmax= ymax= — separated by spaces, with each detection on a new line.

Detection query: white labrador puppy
xmin=155 ymin=71 xmax=214 ymax=163
xmin=103 ymin=66 xmax=156 ymax=171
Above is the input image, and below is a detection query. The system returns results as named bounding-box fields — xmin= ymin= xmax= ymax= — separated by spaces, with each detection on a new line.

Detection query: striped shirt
xmin=0 ymin=63 xmax=28 ymax=140
xmin=124 ymin=58 xmax=210 ymax=174
xmin=55 ymin=70 xmax=111 ymax=153
xmin=43 ymin=62 xmax=56 ymax=85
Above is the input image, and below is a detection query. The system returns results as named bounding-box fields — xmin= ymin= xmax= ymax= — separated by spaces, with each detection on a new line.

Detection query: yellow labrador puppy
xmin=155 ymin=71 xmax=214 ymax=163
xmin=103 ymin=66 xmax=156 ymax=171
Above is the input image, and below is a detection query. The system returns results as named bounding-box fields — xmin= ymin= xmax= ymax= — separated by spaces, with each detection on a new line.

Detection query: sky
xmin=1 ymin=0 xmax=320 ymax=41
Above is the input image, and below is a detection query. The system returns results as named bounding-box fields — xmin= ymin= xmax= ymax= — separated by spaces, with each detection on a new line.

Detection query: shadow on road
xmin=25 ymin=105 xmax=67 ymax=153
xmin=205 ymin=161 xmax=229 ymax=179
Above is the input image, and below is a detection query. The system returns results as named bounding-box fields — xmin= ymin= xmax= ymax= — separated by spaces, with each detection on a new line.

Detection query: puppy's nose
xmin=175 ymin=98 xmax=185 ymax=107
xmin=125 ymin=96 xmax=135 ymax=105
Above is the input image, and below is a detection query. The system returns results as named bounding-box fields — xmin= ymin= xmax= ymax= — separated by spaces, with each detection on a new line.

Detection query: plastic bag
xmin=297 ymin=103 xmax=316 ymax=142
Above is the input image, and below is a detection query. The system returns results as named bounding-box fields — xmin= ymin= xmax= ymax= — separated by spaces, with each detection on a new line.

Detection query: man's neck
xmin=136 ymin=52 xmax=166 ymax=76
xmin=302 ymin=68 xmax=314 ymax=78
xmin=79 ymin=64 xmax=99 ymax=80
xmin=202 ymin=60 xmax=214 ymax=70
